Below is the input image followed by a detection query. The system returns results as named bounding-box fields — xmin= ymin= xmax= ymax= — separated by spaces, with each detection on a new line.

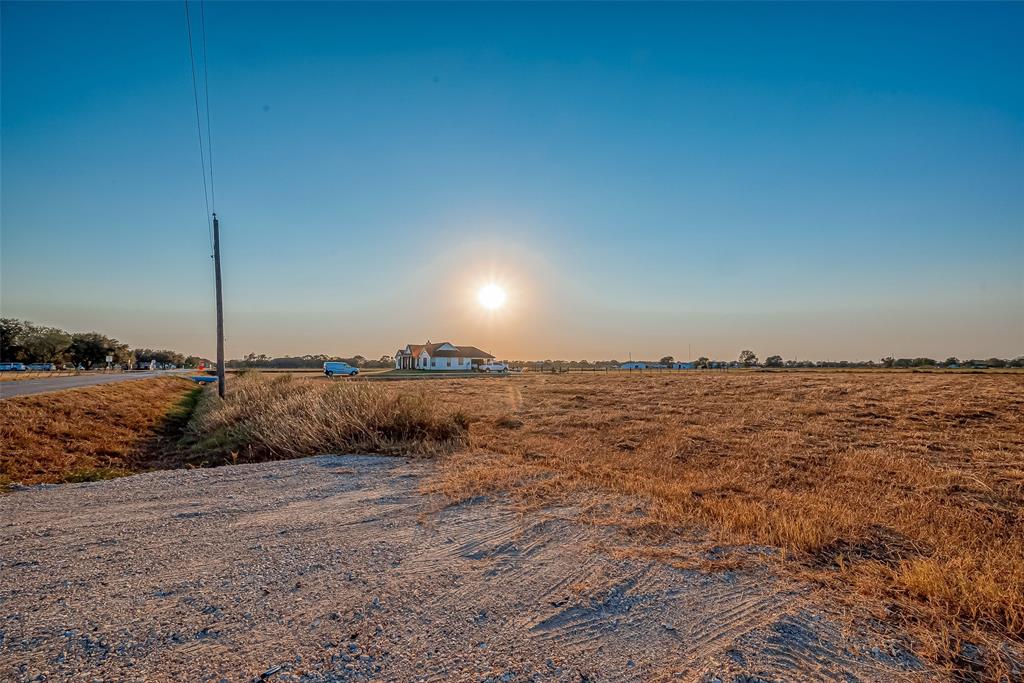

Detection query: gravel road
xmin=0 ymin=456 xmax=928 ymax=682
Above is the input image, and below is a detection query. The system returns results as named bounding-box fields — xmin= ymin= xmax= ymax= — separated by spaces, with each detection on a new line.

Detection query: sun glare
xmin=477 ymin=283 xmax=507 ymax=310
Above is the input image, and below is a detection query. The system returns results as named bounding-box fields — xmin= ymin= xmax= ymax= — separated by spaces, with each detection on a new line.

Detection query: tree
xmin=764 ymin=355 xmax=784 ymax=368
xmin=660 ymin=356 xmax=674 ymax=366
xmin=1 ymin=318 xmax=27 ymax=361
xmin=20 ymin=325 xmax=72 ymax=363
xmin=881 ymin=356 xmax=895 ymax=368
xmin=738 ymin=350 xmax=758 ymax=367
xmin=943 ymin=357 xmax=960 ymax=367
xmin=70 ymin=332 xmax=125 ymax=368
xmin=134 ymin=348 xmax=185 ymax=366
xmin=696 ymin=356 xmax=710 ymax=369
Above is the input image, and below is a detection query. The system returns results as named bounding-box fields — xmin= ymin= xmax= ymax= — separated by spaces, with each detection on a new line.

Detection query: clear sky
xmin=2 ymin=1 xmax=1022 ymax=361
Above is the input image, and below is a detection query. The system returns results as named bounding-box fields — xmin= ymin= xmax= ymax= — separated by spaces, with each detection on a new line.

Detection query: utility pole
xmin=213 ymin=212 xmax=226 ymax=398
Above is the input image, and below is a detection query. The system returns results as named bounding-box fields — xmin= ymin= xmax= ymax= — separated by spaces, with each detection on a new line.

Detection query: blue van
xmin=323 ymin=361 xmax=358 ymax=377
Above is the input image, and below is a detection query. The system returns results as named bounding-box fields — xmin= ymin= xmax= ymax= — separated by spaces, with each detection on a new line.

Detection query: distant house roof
xmin=398 ymin=342 xmax=494 ymax=359
xmin=431 ymin=345 xmax=493 ymax=359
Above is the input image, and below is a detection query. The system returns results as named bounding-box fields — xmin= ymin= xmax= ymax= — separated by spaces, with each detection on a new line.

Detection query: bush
xmin=186 ymin=373 xmax=469 ymax=461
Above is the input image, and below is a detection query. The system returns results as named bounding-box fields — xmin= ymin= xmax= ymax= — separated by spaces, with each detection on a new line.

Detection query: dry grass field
xmin=4 ymin=370 xmax=1022 ymax=678
xmin=187 ymin=370 xmax=1024 ymax=677
xmin=0 ymin=376 xmax=200 ymax=487
xmin=395 ymin=371 xmax=1022 ymax=679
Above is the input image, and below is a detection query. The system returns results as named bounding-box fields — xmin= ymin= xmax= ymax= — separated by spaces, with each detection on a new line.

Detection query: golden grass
xmin=4 ymin=370 xmax=1021 ymax=675
xmin=0 ymin=377 xmax=201 ymax=487
xmin=397 ymin=372 xmax=1023 ymax=678
xmin=184 ymin=372 xmax=469 ymax=463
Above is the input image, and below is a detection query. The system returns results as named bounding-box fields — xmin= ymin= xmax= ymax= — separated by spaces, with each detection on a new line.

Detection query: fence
xmin=523 ymin=365 xmax=735 ymax=374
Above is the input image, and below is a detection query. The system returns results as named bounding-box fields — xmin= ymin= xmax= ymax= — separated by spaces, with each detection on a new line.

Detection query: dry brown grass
xmin=184 ymin=372 xmax=469 ymax=463
xmin=4 ymin=370 xmax=1021 ymax=676
xmin=397 ymin=372 xmax=1023 ymax=679
xmin=0 ymin=377 xmax=201 ymax=487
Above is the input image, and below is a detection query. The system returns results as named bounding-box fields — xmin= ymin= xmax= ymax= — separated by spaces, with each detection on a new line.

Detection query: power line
xmin=199 ymin=0 xmax=215 ymax=212
xmin=184 ymin=0 xmax=213 ymax=252
xmin=184 ymin=1 xmax=226 ymax=397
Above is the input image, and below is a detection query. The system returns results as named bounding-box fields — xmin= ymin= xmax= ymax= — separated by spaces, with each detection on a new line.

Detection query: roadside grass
xmin=183 ymin=372 xmax=469 ymax=464
xmin=0 ymin=377 xmax=202 ymax=488
xmin=408 ymin=372 xmax=1024 ymax=679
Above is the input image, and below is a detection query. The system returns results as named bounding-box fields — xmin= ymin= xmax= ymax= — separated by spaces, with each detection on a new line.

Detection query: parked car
xmin=323 ymin=361 xmax=359 ymax=377
xmin=477 ymin=361 xmax=509 ymax=373
xmin=26 ymin=363 xmax=56 ymax=371
xmin=0 ymin=362 xmax=27 ymax=371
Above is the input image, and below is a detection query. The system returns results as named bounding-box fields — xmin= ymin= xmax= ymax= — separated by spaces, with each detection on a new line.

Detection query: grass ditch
xmin=0 ymin=377 xmax=203 ymax=488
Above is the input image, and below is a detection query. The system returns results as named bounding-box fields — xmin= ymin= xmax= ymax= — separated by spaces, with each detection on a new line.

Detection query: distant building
xmin=137 ymin=359 xmax=157 ymax=370
xmin=669 ymin=362 xmax=695 ymax=369
xmin=620 ymin=362 xmax=647 ymax=370
xmin=394 ymin=341 xmax=494 ymax=371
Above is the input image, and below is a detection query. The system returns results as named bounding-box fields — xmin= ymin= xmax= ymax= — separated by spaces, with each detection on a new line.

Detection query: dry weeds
xmin=184 ymin=372 xmax=469 ymax=462
xmin=402 ymin=371 xmax=1023 ymax=679
xmin=0 ymin=377 xmax=200 ymax=487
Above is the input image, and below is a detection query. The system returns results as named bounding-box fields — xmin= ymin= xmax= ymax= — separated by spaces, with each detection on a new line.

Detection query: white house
xmin=394 ymin=341 xmax=495 ymax=371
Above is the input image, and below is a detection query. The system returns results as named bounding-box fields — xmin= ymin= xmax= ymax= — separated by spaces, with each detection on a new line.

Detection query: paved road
xmin=0 ymin=370 xmax=190 ymax=399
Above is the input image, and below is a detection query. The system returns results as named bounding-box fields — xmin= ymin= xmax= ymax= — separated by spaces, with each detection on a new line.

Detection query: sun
xmin=477 ymin=283 xmax=507 ymax=310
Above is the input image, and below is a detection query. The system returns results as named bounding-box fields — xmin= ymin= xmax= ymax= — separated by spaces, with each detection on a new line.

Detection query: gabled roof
xmin=399 ymin=341 xmax=494 ymax=359
xmin=448 ymin=345 xmax=493 ymax=359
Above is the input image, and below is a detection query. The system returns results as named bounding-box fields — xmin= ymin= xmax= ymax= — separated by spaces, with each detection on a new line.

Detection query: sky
xmin=2 ymin=1 xmax=1022 ymax=362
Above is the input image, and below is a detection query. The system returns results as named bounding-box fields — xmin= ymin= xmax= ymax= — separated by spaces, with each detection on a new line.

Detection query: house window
xmin=432 ymin=359 xmax=437 ymax=367
xmin=447 ymin=359 xmax=451 ymax=367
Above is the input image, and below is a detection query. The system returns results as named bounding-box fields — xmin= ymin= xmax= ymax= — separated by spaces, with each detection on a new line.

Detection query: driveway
xmin=0 ymin=370 xmax=190 ymax=399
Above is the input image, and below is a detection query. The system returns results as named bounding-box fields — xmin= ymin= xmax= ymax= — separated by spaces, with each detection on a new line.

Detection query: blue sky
xmin=2 ymin=1 xmax=1022 ymax=360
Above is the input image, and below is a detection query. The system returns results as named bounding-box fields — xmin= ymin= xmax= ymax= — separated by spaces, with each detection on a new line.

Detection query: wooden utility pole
xmin=213 ymin=212 xmax=226 ymax=398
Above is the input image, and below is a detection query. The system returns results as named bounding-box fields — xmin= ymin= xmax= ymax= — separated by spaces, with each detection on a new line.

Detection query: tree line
xmin=506 ymin=350 xmax=1023 ymax=370
xmin=0 ymin=318 xmax=209 ymax=369
xmin=226 ymin=353 xmax=394 ymax=369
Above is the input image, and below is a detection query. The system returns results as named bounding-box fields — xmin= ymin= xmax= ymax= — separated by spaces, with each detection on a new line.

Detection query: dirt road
xmin=0 ymin=456 xmax=928 ymax=681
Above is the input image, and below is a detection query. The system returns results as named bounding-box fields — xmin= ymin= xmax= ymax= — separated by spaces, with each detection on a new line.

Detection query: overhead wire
xmin=184 ymin=0 xmax=213 ymax=253
xmin=199 ymin=0 xmax=215 ymax=213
